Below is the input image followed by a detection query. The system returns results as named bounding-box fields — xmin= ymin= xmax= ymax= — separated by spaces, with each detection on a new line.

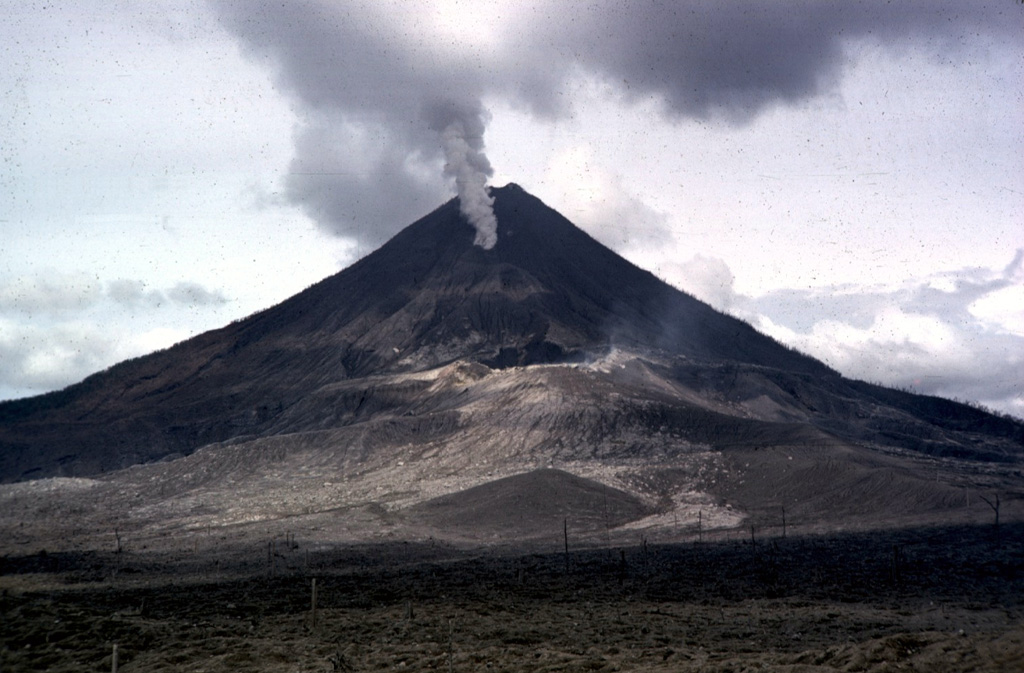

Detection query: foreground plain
xmin=3 ymin=523 xmax=1022 ymax=672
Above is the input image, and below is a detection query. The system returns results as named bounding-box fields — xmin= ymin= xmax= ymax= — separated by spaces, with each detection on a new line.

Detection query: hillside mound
xmin=409 ymin=468 xmax=653 ymax=538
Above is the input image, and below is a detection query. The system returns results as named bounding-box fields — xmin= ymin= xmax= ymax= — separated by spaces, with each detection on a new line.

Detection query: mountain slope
xmin=0 ymin=184 xmax=1020 ymax=485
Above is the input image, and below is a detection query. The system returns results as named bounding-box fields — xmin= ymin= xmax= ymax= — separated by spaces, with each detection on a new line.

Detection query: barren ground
xmin=3 ymin=523 xmax=1022 ymax=672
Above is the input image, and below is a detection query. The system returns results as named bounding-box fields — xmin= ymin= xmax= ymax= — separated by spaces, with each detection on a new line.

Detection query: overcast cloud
xmin=1 ymin=1 xmax=1021 ymax=415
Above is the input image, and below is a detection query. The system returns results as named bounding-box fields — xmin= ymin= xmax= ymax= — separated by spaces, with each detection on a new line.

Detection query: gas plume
xmin=434 ymin=105 xmax=498 ymax=250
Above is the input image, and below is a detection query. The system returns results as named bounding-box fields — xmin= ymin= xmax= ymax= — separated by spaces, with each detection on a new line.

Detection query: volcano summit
xmin=0 ymin=184 xmax=1021 ymax=541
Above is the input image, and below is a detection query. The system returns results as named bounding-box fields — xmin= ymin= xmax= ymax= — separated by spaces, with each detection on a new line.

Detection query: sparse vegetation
xmin=2 ymin=524 xmax=1023 ymax=672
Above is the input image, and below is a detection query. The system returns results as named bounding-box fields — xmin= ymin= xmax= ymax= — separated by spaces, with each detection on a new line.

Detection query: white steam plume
xmin=431 ymin=102 xmax=498 ymax=250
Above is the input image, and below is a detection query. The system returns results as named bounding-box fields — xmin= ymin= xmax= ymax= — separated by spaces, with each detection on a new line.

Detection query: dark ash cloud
xmin=212 ymin=0 xmax=1019 ymax=246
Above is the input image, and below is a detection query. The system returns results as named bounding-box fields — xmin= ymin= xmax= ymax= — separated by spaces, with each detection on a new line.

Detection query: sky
xmin=1 ymin=0 xmax=1022 ymax=416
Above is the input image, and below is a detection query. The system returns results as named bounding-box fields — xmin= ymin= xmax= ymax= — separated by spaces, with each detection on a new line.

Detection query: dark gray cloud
xmin=108 ymin=280 xmax=228 ymax=310
xmin=286 ymin=118 xmax=450 ymax=248
xmin=0 ymin=275 xmax=228 ymax=317
xmin=0 ymin=273 xmax=102 ymax=316
xmin=212 ymin=0 xmax=1020 ymax=246
xmin=107 ymin=279 xmax=164 ymax=308
xmin=166 ymin=282 xmax=229 ymax=308
xmin=566 ymin=1 xmax=1015 ymax=122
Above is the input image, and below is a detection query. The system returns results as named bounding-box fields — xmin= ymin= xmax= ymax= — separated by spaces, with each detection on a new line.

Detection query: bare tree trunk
xmin=980 ymin=494 xmax=1001 ymax=546
xmin=979 ymin=494 xmax=1001 ymax=530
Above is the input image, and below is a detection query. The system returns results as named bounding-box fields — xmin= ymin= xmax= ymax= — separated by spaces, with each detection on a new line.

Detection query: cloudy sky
xmin=2 ymin=1 xmax=1022 ymax=416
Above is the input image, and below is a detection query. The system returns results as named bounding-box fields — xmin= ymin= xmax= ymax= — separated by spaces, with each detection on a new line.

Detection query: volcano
xmin=0 ymin=184 xmax=1021 ymax=540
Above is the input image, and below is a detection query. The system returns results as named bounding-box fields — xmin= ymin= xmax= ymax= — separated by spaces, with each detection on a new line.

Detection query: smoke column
xmin=433 ymin=105 xmax=498 ymax=250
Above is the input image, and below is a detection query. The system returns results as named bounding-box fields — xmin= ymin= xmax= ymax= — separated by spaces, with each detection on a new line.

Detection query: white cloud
xmin=648 ymin=248 xmax=1023 ymax=417
xmin=757 ymin=307 xmax=962 ymax=381
xmin=0 ymin=318 xmax=187 ymax=399
xmin=123 ymin=327 xmax=190 ymax=360
xmin=0 ymin=317 xmax=115 ymax=394
xmin=970 ymin=286 xmax=1024 ymax=337
xmin=0 ymin=274 xmax=235 ymax=400
xmin=539 ymin=144 xmax=673 ymax=255
xmin=657 ymin=255 xmax=737 ymax=312
xmin=745 ymin=254 xmax=1024 ymax=416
